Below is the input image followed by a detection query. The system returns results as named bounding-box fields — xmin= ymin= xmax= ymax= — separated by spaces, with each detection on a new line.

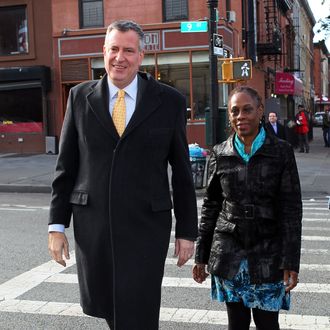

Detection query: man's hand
xmin=48 ymin=232 xmax=70 ymax=267
xmin=174 ymin=238 xmax=194 ymax=267
xmin=284 ymin=270 xmax=299 ymax=292
xmin=192 ymin=263 xmax=209 ymax=283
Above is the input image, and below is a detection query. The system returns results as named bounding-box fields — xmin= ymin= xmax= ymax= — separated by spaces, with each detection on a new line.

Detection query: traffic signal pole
xmin=207 ymin=0 xmax=219 ymax=146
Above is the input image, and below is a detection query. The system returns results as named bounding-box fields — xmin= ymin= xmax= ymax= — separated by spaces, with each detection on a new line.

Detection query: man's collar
xmin=107 ymin=75 xmax=138 ymax=101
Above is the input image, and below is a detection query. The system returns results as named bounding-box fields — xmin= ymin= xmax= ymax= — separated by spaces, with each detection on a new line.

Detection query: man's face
xmin=268 ymin=112 xmax=277 ymax=124
xmin=228 ymin=92 xmax=263 ymax=139
xmin=103 ymin=29 xmax=144 ymax=89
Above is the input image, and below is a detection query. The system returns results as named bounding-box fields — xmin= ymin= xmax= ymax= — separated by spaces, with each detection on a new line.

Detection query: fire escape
xmin=257 ymin=0 xmax=282 ymax=61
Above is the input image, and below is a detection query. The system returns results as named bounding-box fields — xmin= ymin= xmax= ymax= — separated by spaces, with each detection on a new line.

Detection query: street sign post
xmin=180 ymin=21 xmax=208 ymax=33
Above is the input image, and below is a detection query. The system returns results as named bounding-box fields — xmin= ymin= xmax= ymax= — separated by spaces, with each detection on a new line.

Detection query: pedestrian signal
xmin=218 ymin=58 xmax=252 ymax=83
xmin=233 ymin=60 xmax=252 ymax=80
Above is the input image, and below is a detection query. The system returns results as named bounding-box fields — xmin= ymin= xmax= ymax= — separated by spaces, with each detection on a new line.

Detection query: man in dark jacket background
xmin=265 ymin=111 xmax=286 ymax=140
xmin=47 ymin=20 xmax=198 ymax=329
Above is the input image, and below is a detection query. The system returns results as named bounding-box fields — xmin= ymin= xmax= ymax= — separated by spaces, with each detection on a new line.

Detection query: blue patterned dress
xmin=211 ymin=127 xmax=290 ymax=312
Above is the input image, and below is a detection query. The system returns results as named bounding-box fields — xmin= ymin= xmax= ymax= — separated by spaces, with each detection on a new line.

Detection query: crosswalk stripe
xmin=165 ymin=258 xmax=330 ymax=271
xmin=0 ymin=251 xmax=76 ymax=300
xmin=0 ymin=300 xmax=328 ymax=329
xmin=168 ymin=243 xmax=330 ymax=254
xmin=170 ymin=231 xmax=330 ymax=241
xmin=44 ymin=273 xmax=330 ymax=294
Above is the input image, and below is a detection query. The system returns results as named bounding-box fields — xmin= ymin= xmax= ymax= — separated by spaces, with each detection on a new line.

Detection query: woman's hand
xmin=284 ymin=270 xmax=299 ymax=292
xmin=192 ymin=263 xmax=209 ymax=283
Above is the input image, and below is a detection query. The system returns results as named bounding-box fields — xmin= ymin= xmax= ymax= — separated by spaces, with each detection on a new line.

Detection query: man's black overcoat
xmin=49 ymin=72 xmax=198 ymax=329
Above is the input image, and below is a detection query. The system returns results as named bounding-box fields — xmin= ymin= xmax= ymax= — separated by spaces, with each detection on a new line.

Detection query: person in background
xmin=193 ymin=86 xmax=302 ymax=330
xmin=322 ymin=108 xmax=330 ymax=147
xmin=265 ymin=111 xmax=286 ymax=140
xmin=48 ymin=20 xmax=198 ymax=330
xmin=295 ymin=104 xmax=309 ymax=153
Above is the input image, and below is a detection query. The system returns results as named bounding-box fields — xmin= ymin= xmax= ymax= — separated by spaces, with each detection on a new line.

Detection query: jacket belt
xmin=222 ymin=200 xmax=275 ymax=220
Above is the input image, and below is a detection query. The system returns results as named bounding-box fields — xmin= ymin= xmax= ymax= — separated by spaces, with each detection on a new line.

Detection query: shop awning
xmin=275 ymin=72 xmax=303 ymax=96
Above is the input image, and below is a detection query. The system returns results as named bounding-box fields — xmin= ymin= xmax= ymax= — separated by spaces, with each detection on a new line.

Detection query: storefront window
xmin=192 ymin=52 xmax=210 ymax=120
xmin=140 ymin=55 xmax=156 ymax=77
xmin=91 ymin=58 xmax=105 ymax=79
xmin=0 ymin=87 xmax=43 ymax=133
xmin=157 ymin=52 xmax=191 ymax=118
xmin=0 ymin=5 xmax=28 ymax=56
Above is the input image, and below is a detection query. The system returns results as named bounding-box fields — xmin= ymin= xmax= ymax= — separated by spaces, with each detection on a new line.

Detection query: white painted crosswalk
xmin=0 ymin=198 xmax=329 ymax=329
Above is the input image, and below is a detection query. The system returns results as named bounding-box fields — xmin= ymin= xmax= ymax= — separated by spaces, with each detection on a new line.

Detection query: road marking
xmin=0 ymin=208 xmax=35 ymax=211
xmin=169 ymin=233 xmax=330 ymax=241
xmin=303 ymin=227 xmax=330 ymax=231
xmin=0 ymin=252 xmax=76 ymax=301
xmin=301 ymin=248 xmax=329 ymax=255
xmin=0 ymin=300 xmax=328 ymax=329
xmin=303 ymin=218 xmax=330 ymax=222
xmin=168 ymin=243 xmax=329 ymax=255
xmin=302 ymin=236 xmax=330 ymax=241
xmin=165 ymin=258 xmax=330 ymax=271
xmin=44 ymin=274 xmax=330 ymax=294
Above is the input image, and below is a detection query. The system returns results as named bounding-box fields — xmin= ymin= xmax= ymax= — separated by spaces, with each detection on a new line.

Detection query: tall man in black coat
xmin=265 ymin=111 xmax=286 ymax=140
xmin=48 ymin=20 xmax=198 ymax=330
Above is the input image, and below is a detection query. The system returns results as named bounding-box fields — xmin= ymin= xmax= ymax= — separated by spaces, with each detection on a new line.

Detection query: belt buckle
xmin=244 ymin=204 xmax=255 ymax=219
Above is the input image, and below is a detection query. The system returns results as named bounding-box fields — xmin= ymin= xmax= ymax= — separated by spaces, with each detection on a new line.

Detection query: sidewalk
xmin=0 ymin=127 xmax=329 ymax=199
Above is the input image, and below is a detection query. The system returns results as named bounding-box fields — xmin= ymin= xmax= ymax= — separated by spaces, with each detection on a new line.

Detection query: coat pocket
xmin=69 ymin=191 xmax=88 ymax=205
xmin=151 ymin=196 xmax=173 ymax=212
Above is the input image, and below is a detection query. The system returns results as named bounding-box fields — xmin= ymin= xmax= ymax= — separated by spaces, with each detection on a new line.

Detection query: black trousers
xmin=226 ymin=302 xmax=280 ymax=330
xmin=298 ymin=133 xmax=309 ymax=152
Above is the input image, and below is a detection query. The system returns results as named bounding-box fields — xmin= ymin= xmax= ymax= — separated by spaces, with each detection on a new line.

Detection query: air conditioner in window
xmin=226 ymin=11 xmax=236 ymax=23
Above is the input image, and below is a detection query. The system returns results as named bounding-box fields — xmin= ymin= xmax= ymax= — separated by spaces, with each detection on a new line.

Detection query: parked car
xmin=313 ymin=112 xmax=325 ymax=127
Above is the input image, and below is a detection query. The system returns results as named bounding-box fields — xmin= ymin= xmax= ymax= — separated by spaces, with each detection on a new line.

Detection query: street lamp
xmin=207 ymin=0 xmax=219 ymax=146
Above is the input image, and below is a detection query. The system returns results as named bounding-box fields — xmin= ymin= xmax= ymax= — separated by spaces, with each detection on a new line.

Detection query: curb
xmin=0 ymin=185 xmax=51 ymax=194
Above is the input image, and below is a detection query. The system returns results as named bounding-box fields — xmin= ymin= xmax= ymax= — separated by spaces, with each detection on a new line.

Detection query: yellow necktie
xmin=112 ymin=89 xmax=126 ymax=136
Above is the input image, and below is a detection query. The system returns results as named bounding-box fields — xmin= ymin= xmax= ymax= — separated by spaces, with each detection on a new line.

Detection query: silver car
xmin=313 ymin=112 xmax=325 ymax=127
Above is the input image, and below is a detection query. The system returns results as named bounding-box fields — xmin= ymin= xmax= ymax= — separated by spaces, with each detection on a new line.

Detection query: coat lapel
xmin=122 ymin=73 xmax=161 ymax=138
xmin=86 ymin=75 xmax=119 ymax=141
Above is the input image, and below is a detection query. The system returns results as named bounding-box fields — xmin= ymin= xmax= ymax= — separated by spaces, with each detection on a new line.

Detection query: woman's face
xmin=228 ymin=92 xmax=263 ymax=139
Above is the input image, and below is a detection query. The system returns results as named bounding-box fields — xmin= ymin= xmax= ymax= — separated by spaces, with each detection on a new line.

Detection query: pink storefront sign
xmin=275 ymin=72 xmax=303 ymax=96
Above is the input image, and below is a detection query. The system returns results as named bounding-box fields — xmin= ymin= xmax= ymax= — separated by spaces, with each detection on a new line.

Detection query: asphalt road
xmin=0 ymin=192 xmax=329 ymax=329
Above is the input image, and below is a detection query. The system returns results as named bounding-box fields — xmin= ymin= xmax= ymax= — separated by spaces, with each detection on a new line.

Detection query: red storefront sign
xmin=275 ymin=72 xmax=303 ymax=96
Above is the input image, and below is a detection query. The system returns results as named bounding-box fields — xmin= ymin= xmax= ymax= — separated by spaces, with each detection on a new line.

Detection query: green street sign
xmin=233 ymin=60 xmax=252 ymax=80
xmin=180 ymin=21 xmax=208 ymax=33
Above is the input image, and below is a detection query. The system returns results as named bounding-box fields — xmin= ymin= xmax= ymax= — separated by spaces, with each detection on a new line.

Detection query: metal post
xmin=207 ymin=0 xmax=219 ymax=146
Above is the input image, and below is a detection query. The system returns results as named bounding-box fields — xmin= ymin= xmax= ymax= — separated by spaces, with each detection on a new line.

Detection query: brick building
xmin=0 ymin=0 xmax=53 ymax=153
xmin=0 ymin=0 xmax=318 ymax=152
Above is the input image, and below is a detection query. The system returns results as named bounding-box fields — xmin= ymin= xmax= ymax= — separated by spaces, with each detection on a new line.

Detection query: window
xmin=163 ymin=0 xmax=188 ymax=22
xmin=0 ymin=5 xmax=28 ymax=56
xmin=0 ymin=86 xmax=43 ymax=133
xmin=80 ymin=0 xmax=104 ymax=28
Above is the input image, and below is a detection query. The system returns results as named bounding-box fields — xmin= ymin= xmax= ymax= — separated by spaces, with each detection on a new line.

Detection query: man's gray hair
xmin=105 ymin=20 xmax=145 ymax=51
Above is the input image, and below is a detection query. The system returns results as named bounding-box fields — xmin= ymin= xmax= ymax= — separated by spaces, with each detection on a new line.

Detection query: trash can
xmin=189 ymin=144 xmax=207 ymax=189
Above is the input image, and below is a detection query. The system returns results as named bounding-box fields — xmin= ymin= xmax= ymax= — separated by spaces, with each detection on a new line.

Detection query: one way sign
xmin=213 ymin=33 xmax=223 ymax=56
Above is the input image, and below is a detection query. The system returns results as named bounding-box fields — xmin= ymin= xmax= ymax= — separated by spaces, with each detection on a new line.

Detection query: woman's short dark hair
xmin=228 ymin=86 xmax=263 ymax=109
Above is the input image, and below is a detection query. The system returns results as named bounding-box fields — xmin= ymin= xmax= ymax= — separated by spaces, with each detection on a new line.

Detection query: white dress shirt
xmin=271 ymin=123 xmax=277 ymax=134
xmin=48 ymin=75 xmax=138 ymax=233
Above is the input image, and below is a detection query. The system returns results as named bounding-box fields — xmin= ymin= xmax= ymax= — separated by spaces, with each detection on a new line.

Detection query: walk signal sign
xmin=233 ymin=60 xmax=252 ymax=79
xmin=218 ymin=58 xmax=253 ymax=83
